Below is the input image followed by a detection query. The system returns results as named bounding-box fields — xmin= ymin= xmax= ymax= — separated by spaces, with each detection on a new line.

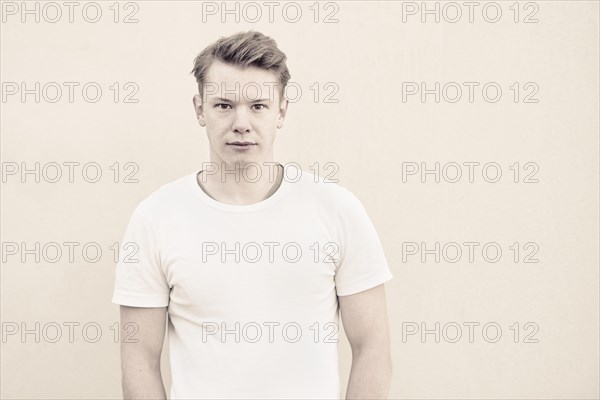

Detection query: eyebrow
xmin=211 ymin=97 xmax=272 ymax=103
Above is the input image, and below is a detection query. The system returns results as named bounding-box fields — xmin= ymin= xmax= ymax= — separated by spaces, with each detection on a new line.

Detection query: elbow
xmin=352 ymin=340 xmax=393 ymax=375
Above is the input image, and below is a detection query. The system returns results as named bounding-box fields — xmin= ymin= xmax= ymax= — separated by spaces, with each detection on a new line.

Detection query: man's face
xmin=193 ymin=59 xmax=288 ymax=170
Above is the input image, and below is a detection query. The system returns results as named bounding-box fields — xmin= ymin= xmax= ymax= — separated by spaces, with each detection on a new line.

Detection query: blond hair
xmin=191 ymin=31 xmax=291 ymax=100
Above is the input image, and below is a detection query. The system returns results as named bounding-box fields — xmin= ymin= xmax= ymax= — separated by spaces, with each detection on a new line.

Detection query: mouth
xmin=227 ymin=142 xmax=257 ymax=147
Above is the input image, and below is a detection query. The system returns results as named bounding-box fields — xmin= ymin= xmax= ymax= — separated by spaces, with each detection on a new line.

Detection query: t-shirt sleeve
xmin=111 ymin=209 xmax=170 ymax=307
xmin=334 ymin=191 xmax=393 ymax=296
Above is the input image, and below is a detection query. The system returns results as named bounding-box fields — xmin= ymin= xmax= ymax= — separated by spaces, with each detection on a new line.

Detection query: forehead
xmin=203 ymin=59 xmax=281 ymax=103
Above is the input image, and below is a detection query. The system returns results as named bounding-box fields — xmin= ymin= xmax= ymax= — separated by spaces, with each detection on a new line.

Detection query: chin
xmin=224 ymin=158 xmax=255 ymax=169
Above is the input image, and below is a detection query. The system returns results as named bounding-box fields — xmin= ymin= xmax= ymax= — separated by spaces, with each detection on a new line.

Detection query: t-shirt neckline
xmin=189 ymin=162 xmax=293 ymax=213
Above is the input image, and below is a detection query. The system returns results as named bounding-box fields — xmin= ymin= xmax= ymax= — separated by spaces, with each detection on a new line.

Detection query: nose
xmin=231 ymin=107 xmax=251 ymax=134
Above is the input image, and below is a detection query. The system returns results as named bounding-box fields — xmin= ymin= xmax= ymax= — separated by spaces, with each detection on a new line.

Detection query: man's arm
xmin=339 ymin=284 xmax=392 ymax=399
xmin=120 ymin=305 xmax=168 ymax=400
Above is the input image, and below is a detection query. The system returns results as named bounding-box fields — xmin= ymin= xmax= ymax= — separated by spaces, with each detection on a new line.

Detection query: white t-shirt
xmin=112 ymin=163 xmax=393 ymax=399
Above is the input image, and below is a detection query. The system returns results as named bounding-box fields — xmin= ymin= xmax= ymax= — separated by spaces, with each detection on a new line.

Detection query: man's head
xmin=191 ymin=31 xmax=291 ymax=169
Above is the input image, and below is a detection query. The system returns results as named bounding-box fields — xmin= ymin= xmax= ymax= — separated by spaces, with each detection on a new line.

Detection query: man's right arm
xmin=120 ymin=305 xmax=168 ymax=400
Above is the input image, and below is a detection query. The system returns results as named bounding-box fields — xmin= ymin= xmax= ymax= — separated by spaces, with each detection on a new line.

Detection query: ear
xmin=277 ymin=98 xmax=289 ymax=129
xmin=193 ymin=94 xmax=206 ymax=127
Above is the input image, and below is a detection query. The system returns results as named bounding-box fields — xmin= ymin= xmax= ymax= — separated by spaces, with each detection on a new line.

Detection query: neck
xmin=198 ymin=160 xmax=283 ymax=205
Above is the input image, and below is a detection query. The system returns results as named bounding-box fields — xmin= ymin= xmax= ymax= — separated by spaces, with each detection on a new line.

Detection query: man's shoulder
xmin=132 ymin=172 xmax=195 ymax=217
xmin=292 ymin=164 xmax=363 ymax=210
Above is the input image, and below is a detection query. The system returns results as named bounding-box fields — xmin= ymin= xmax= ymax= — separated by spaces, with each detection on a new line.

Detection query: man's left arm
xmin=339 ymin=283 xmax=392 ymax=399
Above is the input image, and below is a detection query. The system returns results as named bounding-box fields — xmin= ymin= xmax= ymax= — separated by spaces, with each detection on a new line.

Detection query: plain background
xmin=1 ymin=1 xmax=598 ymax=398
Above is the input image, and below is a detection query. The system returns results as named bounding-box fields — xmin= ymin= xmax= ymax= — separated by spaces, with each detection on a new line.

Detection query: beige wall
xmin=1 ymin=1 xmax=598 ymax=398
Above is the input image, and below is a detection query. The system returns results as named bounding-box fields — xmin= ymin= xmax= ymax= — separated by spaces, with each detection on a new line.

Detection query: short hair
xmin=191 ymin=31 xmax=291 ymax=101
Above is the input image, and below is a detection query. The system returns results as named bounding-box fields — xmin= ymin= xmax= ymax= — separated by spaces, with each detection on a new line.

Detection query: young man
xmin=112 ymin=31 xmax=393 ymax=399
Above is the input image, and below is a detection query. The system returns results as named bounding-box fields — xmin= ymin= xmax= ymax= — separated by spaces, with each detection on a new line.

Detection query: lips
xmin=227 ymin=142 xmax=256 ymax=146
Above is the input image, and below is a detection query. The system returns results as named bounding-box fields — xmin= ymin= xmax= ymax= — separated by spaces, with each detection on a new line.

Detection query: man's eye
xmin=252 ymin=104 xmax=267 ymax=110
xmin=216 ymin=103 xmax=231 ymax=110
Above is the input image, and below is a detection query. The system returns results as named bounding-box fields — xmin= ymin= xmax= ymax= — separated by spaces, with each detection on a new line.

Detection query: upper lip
xmin=228 ymin=142 xmax=256 ymax=145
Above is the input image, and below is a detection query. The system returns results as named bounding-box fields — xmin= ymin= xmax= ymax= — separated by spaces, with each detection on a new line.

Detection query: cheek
xmin=259 ymin=112 xmax=281 ymax=128
xmin=205 ymin=115 xmax=231 ymax=131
